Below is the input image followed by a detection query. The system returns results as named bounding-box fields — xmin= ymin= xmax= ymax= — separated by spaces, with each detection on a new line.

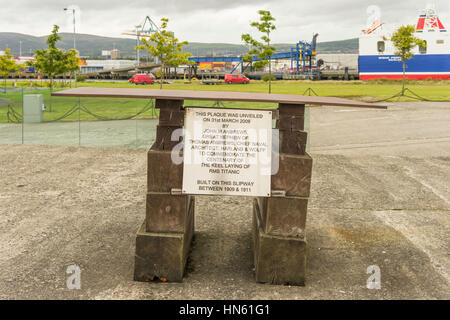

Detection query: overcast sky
xmin=1 ymin=0 xmax=449 ymax=43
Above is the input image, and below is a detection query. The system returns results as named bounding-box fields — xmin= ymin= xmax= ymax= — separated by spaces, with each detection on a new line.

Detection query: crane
xmin=122 ymin=16 xmax=160 ymax=66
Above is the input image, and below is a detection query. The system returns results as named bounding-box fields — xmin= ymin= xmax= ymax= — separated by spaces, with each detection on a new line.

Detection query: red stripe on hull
xmin=360 ymin=74 xmax=450 ymax=80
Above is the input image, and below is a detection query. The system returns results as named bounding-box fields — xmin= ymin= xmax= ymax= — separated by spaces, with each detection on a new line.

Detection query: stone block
xmin=256 ymin=196 xmax=308 ymax=238
xmin=271 ymin=153 xmax=313 ymax=197
xmin=134 ymin=197 xmax=194 ymax=283
xmin=147 ymin=149 xmax=183 ymax=193
xmin=152 ymin=125 xmax=183 ymax=151
xmin=277 ymin=114 xmax=304 ymax=131
xmin=278 ymin=103 xmax=305 ymax=116
xmin=253 ymin=204 xmax=307 ymax=286
xmin=280 ymin=130 xmax=307 ymax=155
xmin=159 ymin=109 xmax=185 ymax=127
xmin=155 ymin=99 xmax=184 ymax=111
xmin=146 ymin=192 xmax=194 ymax=233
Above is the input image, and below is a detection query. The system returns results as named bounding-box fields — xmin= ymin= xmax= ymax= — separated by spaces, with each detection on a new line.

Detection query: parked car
xmin=224 ymin=74 xmax=250 ymax=84
xmin=129 ymin=74 xmax=155 ymax=85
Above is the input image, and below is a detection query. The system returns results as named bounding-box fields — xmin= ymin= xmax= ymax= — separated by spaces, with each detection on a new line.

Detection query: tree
xmin=136 ymin=18 xmax=193 ymax=89
xmin=385 ymin=25 xmax=426 ymax=94
xmin=0 ymin=48 xmax=21 ymax=92
xmin=29 ymin=25 xmax=79 ymax=91
xmin=65 ymin=49 xmax=81 ymax=86
xmin=241 ymin=10 xmax=276 ymax=93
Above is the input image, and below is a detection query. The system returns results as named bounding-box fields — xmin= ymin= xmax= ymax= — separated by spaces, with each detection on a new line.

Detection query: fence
xmin=0 ymin=87 xmax=310 ymax=151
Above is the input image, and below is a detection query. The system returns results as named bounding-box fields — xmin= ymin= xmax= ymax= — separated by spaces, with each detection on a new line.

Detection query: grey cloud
xmin=6 ymin=0 xmax=269 ymax=13
xmin=0 ymin=0 xmax=449 ymax=42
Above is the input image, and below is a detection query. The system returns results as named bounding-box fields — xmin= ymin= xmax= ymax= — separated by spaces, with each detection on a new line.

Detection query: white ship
xmin=359 ymin=5 xmax=450 ymax=79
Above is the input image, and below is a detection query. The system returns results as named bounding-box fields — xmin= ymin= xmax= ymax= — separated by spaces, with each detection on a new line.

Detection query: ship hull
xmin=359 ymin=54 xmax=450 ymax=80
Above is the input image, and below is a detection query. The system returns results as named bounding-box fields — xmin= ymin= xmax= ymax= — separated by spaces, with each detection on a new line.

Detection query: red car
xmin=224 ymin=74 xmax=250 ymax=84
xmin=129 ymin=74 xmax=155 ymax=85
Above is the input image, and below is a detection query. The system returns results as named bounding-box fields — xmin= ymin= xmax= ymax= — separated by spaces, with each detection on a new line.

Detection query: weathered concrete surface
xmin=0 ymin=144 xmax=448 ymax=299
xmin=0 ymin=101 xmax=449 ymax=299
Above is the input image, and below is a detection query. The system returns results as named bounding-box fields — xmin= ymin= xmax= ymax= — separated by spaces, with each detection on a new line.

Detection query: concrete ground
xmin=0 ymin=101 xmax=449 ymax=299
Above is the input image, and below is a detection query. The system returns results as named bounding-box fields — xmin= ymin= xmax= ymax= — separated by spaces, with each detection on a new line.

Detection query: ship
xmin=358 ymin=5 xmax=450 ymax=80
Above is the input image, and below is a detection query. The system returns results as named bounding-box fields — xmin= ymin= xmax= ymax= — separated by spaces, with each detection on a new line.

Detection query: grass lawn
xmin=79 ymin=79 xmax=450 ymax=102
xmin=1 ymin=79 xmax=449 ymax=123
xmin=0 ymin=89 xmax=159 ymax=123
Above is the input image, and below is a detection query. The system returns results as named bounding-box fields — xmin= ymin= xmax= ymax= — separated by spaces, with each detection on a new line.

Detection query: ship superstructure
xmin=359 ymin=5 xmax=450 ymax=79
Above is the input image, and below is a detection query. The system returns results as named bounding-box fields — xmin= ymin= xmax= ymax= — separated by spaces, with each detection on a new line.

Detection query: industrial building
xmin=79 ymin=59 xmax=136 ymax=74
xmin=101 ymin=49 xmax=121 ymax=60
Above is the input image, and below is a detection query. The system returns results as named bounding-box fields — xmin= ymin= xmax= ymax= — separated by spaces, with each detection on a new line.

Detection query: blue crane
xmin=188 ymin=34 xmax=319 ymax=77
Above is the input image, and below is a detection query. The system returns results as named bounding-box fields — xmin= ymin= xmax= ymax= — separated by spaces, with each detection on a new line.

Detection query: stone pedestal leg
xmin=253 ymin=103 xmax=312 ymax=286
xmin=134 ymin=197 xmax=194 ymax=282
xmin=134 ymin=99 xmax=194 ymax=283
xmin=253 ymin=199 xmax=306 ymax=286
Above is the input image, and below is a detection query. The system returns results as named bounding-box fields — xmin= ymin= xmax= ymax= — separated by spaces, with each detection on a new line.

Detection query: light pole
xmin=135 ymin=25 xmax=142 ymax=67
xmin=64 ymin=7 xmax=77 ymax=88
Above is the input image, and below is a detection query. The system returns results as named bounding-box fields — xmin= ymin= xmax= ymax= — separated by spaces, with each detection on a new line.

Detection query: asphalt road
xmin=310 ymin=101 xmax=450 ymax=157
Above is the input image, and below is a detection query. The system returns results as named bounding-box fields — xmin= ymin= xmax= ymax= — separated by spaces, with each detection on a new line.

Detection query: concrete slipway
xmin=0 ymin=101 xmax=449 ymax=299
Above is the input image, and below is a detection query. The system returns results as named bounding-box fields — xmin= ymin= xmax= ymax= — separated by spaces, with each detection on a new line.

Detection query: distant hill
xmin=317 ymin=38 xmax=358 ymax=53
xmin=0 ymin=32 xmax=137 ymax=58
xmin=183 ymin=38 xmax=358 ymax=56
xmin=0 ymin=32 xmax=358 ymax=58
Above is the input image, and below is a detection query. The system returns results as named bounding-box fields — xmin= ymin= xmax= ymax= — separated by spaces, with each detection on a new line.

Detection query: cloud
xmin=0 ymin=0 xmax=449 ymax=43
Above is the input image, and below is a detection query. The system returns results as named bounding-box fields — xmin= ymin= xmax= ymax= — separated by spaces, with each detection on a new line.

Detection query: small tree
xmin=136 ymin=18 xmax=192 ymax=89
xmin=65 ymin=49 xmax=81 ymax=87
xmin=30 ymin=25 xmax=79 ymax=91
xmin=241 ymin=10 xmax=276 ymax=93
xmin=170 ymin=53 xmax=195 ymax=80
xmin=0 ymin=48 xmax=21 ymax=92
xmin=385 ymin=25 xmax=426 ymax=94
